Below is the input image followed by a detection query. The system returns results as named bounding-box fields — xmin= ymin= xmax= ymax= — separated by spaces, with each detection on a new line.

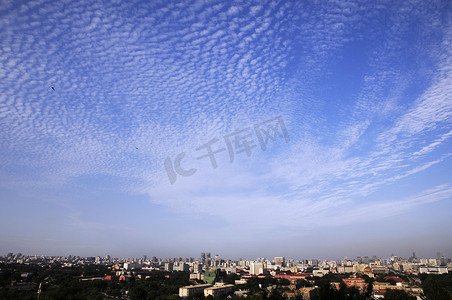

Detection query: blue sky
xmin=1 ymin=0 xmax=451 ymax=260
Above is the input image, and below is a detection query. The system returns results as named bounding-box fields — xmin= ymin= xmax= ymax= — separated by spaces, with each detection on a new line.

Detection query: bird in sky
xmin=51 ymin=87 xmax=55 ymax=91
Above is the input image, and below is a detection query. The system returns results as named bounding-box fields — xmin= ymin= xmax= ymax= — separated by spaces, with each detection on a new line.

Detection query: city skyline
xmin=2 ymin=249 xmax=448 ymax=299
xmin=1 ymin=0 xmax=452 ymax=258
xmin=1 ymin=250 xmax=450 ymax=263
xmin=2 ymin=250 xmax=450 ymax=262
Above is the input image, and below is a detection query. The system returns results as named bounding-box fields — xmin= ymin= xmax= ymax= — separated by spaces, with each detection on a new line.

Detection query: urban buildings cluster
xmin=1 ymin=251 xmax=450 ymax=299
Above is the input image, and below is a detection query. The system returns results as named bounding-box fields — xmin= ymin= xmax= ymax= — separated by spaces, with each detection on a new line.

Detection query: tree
xmin=129 ymin=286 xmax=148 ymax=300
xmin=421 ymin=277 xmax=450 ymax=300
xmin=267 ymin=288 xmax=286 ymax=300
xmin=318 ymin=279 xmax=337 ymax=300
xmin=384 ymin=289 xmax=416 ymax=300
xmin=224 ymin=273 xmax=240 ymax=284
xmin=278 ymin=278 xmax=291 ymax=286
xmin=295 ymin=279 xmax=312 ymax=289
xmin=365 ymin=280 xmax=373 ymax=298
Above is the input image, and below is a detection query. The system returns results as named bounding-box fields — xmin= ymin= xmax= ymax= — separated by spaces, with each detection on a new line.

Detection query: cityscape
xmin=1 ymin=251 xmax=451 ymax=299
xmin=2 ymin=0 xmax=452 ymax=299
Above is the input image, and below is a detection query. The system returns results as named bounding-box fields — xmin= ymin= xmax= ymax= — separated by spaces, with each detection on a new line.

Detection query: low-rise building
xmin=275 ymin=274 xmax=313 ymax=283
xmin=189 ymin=273 xmax=204 ymax=280
xmin=313 ymin=267 xmax=330 ymax=277
xmin=343 ymin=278 xmax=368 ymax=293
xmin=284 ymin=287 xmax=318 ymax=299
xmin=336 ymin=265 xmax=354 ymax=273
xmin=419 ymin=266 xmax=448 ymax=274
xmin=179 ymin=284 xmax=212 ymax=298
xmin=372 ymin=266 xmax=389 ymax=274
xmin=373 ymin=281 xmax=403 ymax=293
xmin=204 ymin=284 xmax=234 ymax=297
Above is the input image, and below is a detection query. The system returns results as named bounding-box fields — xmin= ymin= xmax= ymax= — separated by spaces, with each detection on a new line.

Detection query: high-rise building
xmin=275 ymin=257 xmax=285 ymax=267
xmin=177 ymin=263 xmax=189 ymax=272
xmin=312 ymin=259 xmax=319 ymax=267
xmin=164 ymin=262 xmax=173 ymax=272
xmin=250 ymin=262 xmax=265 ymax=275
xmin=194 ymin=263 xmax=203 ymax=273
xmin=437 ymin=252 xmax=443 ymax=261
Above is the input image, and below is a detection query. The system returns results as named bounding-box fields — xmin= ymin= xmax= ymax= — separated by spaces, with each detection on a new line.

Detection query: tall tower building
xmin=275 ymin=257 xmax=285 ymax=267
xmin=250 ymin=262 xmax=265 ymax=275
xmin=437 ymin=252 xmax=443 ymax=260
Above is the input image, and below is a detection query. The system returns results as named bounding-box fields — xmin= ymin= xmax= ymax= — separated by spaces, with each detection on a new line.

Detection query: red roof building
xmin=342 ymin=278 xmax=368 ymax=292
xmin=275 ymin=274 xmax=313 ymax=283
